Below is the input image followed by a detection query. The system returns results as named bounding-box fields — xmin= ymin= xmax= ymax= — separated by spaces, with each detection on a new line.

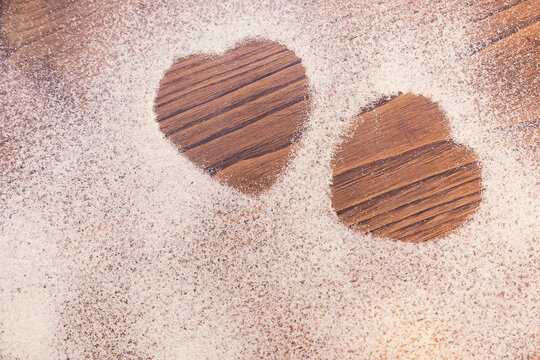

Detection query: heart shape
xmin=154 ymin=40 xmax=483 ymax=242
xmin=331 ymin=94 xmax=484 ymax=242
xmin=154 ymin=39 xmax=311 ymax=195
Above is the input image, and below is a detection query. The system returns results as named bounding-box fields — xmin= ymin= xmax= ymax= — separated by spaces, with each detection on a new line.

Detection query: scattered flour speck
xmin=1 ymin=0 xmax=538 ymax=359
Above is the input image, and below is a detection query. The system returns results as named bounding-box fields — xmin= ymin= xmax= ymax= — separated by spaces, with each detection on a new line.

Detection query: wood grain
xmin=154 ymin=40 xmax=311 ymax=195
xmin=466 ymin=0 xmax=540 ymax=126
xmin=331 ymin=94 xmax=484 ymax=242
xmin=325 ymin=0 xmax=539 ymax=241
xmin=1 ymin=0 xmax=537 ymax=242
xmin=0 ymin=1 xmax=538 ymax=358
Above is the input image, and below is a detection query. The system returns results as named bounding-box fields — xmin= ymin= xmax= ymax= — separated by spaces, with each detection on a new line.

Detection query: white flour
xmin=1 ymin=0 xmax=538 ymax=358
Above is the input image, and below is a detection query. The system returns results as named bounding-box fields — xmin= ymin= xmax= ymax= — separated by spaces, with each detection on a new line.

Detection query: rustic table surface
xmin=1 ymin=0 xmax=538 ymax=243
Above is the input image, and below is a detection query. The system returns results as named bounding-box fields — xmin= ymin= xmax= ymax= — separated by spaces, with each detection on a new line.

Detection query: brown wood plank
xmin=468 ymin=19 xmax=540 ymax=126
xmin=1 ymin=0 xmax=97 ymax=55
xmin=154 ymin=40 xmax=311 ymax=195
xmin=331 ymin=95 xmax=484 ymax=242
xmin=467 ymin=0 xmax=539 ymax=51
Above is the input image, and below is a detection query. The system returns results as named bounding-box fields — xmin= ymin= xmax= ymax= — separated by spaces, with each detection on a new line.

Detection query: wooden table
xmin=1 ymin=0 xmax=538 ymax=244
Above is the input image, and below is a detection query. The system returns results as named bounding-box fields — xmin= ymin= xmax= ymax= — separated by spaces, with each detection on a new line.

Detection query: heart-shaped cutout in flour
xmin=154 ymin=39 xmax=311 ymax=195
xmin=331 ymin=93 xmax=484 ymax=242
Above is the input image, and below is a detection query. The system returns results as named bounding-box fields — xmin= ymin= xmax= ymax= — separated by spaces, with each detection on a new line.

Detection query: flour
xmin=1 ymin=0 xmax=538 ymax=359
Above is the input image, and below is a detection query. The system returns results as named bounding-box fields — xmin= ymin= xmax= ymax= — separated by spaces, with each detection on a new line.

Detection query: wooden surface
xmin=1 ymin=0 xmax=538 ymax=243
xmin=154 ymin=40 xmax=310 ymax=195
xmin=331 ymin=94 xmax=483 ymax=242
xmin=154 ymin=42 xmax=485 ymax=241
xmin=0 ymin=1 xmax=538 ymax=358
